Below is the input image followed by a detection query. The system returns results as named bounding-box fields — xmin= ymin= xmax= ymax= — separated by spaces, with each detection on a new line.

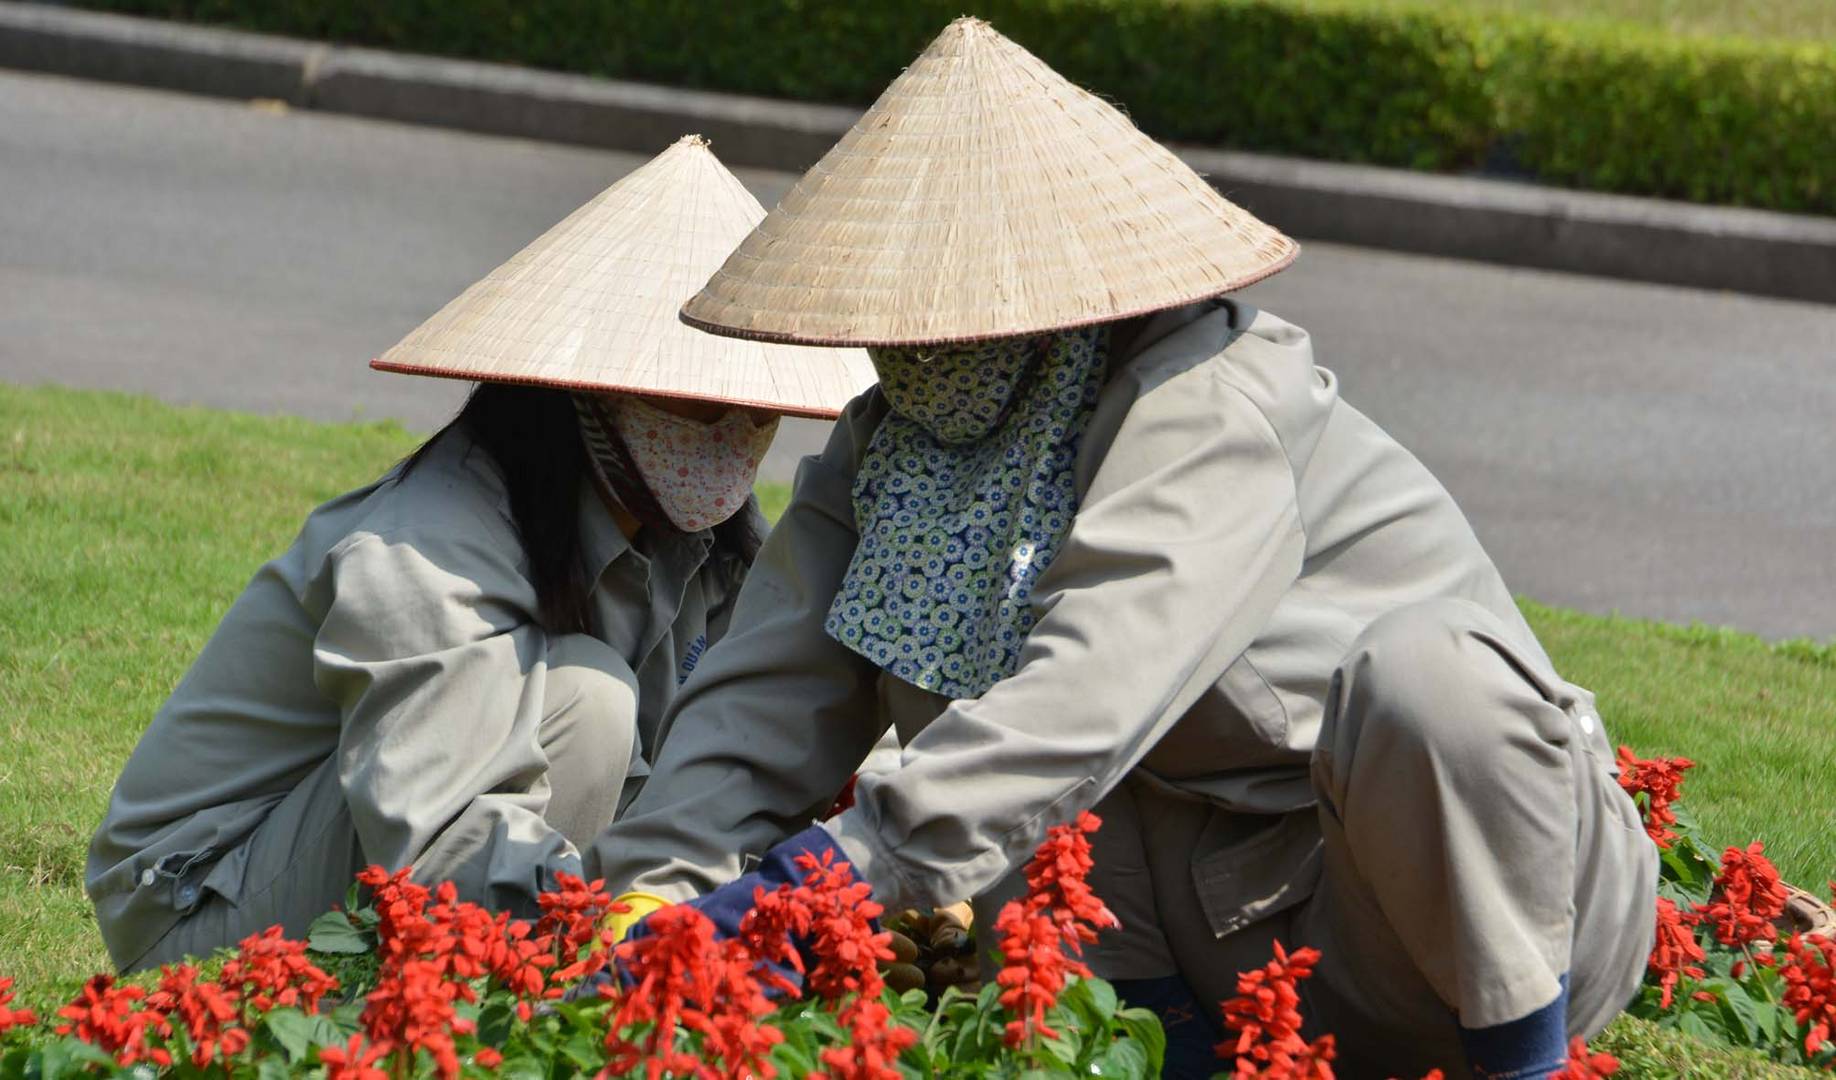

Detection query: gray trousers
xmin=133 ymin=634 xmax=636 ymax=970
xmin=1072 ymin=599 xmax=1658 ymax=1078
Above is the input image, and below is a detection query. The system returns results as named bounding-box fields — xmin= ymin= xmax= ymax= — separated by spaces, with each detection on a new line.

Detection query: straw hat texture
xmin=372 ymin=134 xmax=875 ymax=419
xmin=680 ymin=18 xmax=1299 ymax=347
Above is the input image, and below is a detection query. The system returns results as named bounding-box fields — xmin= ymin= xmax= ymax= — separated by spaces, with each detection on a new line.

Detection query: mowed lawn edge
xmin=2 ymin=383 xmax=1829 ymax=1077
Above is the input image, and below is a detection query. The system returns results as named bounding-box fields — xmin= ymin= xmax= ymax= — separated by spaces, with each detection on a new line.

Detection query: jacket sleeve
xmin=588 ymin=397 xmax=889 ymax=901
xmin=824 ymin=360 xmax=1308 ymax=910
xmin=312 ymin=524 xmax=597 ymax=916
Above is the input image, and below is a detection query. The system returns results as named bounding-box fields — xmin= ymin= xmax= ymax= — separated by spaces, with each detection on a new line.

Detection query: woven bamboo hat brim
xmin=680 ymin=18 xmax=1298 ymax=347
xmin=372 ymin=135 xmax=875 ymax=418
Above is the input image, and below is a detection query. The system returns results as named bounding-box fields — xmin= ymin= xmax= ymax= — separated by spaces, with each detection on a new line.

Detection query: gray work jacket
xmin=87 ymin=430 xmax=744 ymax=967
xmin=596 ymin=300 xmax=1548 ymax=926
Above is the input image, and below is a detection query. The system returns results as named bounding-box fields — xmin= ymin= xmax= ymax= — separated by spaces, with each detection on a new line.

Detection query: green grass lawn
xmin=1373 ymin=0 xmax=1836 ymax=42
xmin=2 ymin=382 xmax=1831 ymax=1075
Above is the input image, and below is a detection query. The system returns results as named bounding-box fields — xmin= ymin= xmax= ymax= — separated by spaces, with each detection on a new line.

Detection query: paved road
xmin=4 ymin=71 xmax=1833 ymax=640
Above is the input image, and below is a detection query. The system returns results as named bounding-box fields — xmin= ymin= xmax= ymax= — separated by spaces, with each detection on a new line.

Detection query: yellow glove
xmin=602 ymin=891 xmax=671 ymax=942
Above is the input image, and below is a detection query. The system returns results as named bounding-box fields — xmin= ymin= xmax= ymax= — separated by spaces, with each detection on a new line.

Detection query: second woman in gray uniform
xmin=84 ymin=137 xmax=873 ymax=973
xmin=593 ymin=23 xmax=1658 ymax=1080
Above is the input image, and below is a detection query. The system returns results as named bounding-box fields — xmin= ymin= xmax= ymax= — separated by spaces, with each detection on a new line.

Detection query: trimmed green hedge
xmin=78 ymin=0 xmax=1836 ymax=214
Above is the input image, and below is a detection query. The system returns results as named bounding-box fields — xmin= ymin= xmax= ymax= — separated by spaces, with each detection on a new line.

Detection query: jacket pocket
xmin=1190 ymin=807 xmax=1323 ymax=939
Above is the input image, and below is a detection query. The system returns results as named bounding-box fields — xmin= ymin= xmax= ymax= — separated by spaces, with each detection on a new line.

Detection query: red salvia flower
xmin=1695 ymin=842 xmax=1789 ymax=948
xmin=475 ymin=1046 xmax=504 ymax=1069
xmin=993 ymin=812 xmax=1121 ymax=1051
xmin=353 ymin=866 xmax=490 ymax=1080
xmin=995 ymin=899 xmax=1085 ymax=1046
xmin=1646 ymin=898 xmax=1707 ymax=1009
xmin=820 ymin=996 xmax=917 ymax=1080
xmin=537 ymin=872 xmax=622 ymax=990
xmin=738 ymin=882 xmax=812 ymax=997
xmin=0 ymin=976 xmax=37 ymax=1034
xmin=1217 ymin=940 xmax=1327 ymax=1078
xmin=793 ymin=849 xmax=897 ymax=1002
xmin=362 ymin=956 xmax=474 ymax=1080
xmin=604 ymin=903 xmax=786 ymax=1080
xmin=145 ymin=963 xmax=251 ymax=1066
xmin=1230 ymin=1032 xmax=1336 ymax=1079
xmin=54 ymin=974 xmax=172 ymax=1067
xmin=218 ymin=925 xmax=338 ymax=1014
xmin=1614 ymin=747 xmax=1694 ymax=849
xmin=1548 ymin=1038 xmax=1619 ymax=1078
xmin=1020 ymin=810 xmax=1120 ymax=954
xmin=319 ymin=1034 xmax=390 ymax=1080
xmin=1780 ymin=932 xmax=1836 ymax=1057
xmin=732 ymin=852 xmax=909 ymax=1079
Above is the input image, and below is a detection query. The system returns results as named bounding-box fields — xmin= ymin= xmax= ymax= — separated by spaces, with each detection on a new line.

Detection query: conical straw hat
xmin=680 ymin=18 xmax=1299 ymax=347
xmin=372 ymin=135 xmax=875 ymax=418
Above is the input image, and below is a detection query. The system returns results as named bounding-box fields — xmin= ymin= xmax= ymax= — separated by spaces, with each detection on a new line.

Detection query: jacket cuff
xmin=822 ymin=808 xmax=917 ymax=910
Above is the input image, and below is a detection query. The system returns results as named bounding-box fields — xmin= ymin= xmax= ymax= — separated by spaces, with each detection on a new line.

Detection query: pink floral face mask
xmin=605 ymin=396 xmax=778 ymax=532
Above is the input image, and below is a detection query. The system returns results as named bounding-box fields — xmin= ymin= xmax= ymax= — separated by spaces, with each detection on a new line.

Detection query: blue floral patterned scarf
xmin=824 ymin=327 xmax=1108 ymax=699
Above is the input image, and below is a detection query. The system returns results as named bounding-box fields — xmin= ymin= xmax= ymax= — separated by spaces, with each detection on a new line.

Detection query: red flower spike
xmin=995 ymin=899 xmax=1087 ymax=1047
xmin=1019 ymin=810 xmax=1119 ymax=955
xmin=1614 ymin=747 xmax=1694 ymax=849
xmin=0 ymin=976 xmax=37 ymax=1034
xmin=1548 ymin=1038 xmax=1619 ymax=1078
xmin=319 ymin=1034 xmax=390 ymax=1080
xmin=738 ymin=883 xmax=812 ymax=997
xmin=993 ymin=812 xmax=1122 ymax=1051
xmin=1646 ymin=898 xmax=1707 ymax=1009
xmin=146 ymin=963 xmax=251 ymax=1066
xmin=54 ymin=974 xmax=172 ymax=1067
xmin=218 ymin=925 xmax=338 ymax=1015
xmin=1780 ymin=932 xmax=1836 ymax=1057
xmin=792 ymin=849 xmax=897 ymax=1003
xmin=1216 ymin=940 xmax=1327 ymax=1079
xmin=604 ymin=904 xmax=783 ymax=1080
xmin=1694 ymin=842 xmax=1789 ymax=948
xmin=820 ymin=997 xmax=917 ymax=1080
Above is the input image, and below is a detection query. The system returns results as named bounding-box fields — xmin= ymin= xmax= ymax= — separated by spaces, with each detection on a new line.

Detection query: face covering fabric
xmin=575 ymin=394 xmax=777 ymax=533
xmin=870 ymin=337 xmax=1039 ymax=444
xmin=825 ymin=327 xmax=1108 ymax=699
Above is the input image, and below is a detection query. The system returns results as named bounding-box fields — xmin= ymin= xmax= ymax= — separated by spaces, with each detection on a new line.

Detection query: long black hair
xmin=400 ymin=383 xmax=760 ymax=636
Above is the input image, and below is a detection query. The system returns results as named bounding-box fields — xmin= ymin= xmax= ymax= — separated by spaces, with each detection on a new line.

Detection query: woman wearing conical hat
xmin=83 ymin=137 xmax=874 ymax=973
xmin=594 ymin=24 xmax=1658 ymax=1079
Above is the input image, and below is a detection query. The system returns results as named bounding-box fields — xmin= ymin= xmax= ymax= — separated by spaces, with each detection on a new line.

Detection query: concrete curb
xmin=5 ymin=1 xmax=1834 ymax=305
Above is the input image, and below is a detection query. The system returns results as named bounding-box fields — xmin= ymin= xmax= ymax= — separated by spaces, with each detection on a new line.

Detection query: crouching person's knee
xmin=540 ymin=634 xmax=642 ymax=846
xmin=1315 ymin=598 xmax=1569 ymax=811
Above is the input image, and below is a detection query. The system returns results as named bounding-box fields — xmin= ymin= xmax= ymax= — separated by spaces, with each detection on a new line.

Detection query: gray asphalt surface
xmin=4 ymin=70 xmax=1833 ymax=640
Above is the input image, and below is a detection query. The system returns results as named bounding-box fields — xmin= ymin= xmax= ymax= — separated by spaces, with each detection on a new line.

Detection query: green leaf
xmin=1115 ymin=1007 xmax=1166 ymax=1078
xmin=1096 ymin=1037 xmax=1150 ymax=1079
xmin=256 ymin=1055 xmax=294 ymax=1080
xmin=263 ymin=1007 xmax=345 ymax=1062
xmin=1080 ymin=977 xmax=1119 ymax=1023
xmin=1039 ymin=1017 xmax=1081 ymax=1066
xmin=499 ymin=1056 xmax=547 ymax=1080
xmin=476 ymin=999 xmax=518 ymax=1047
xmin=307 ymin=909 xmax=373 ymax=955
xmin=1657 ymin=842 xmax=1715 ymax=904
xmin=0 ymin=1047 xmax=27 ymax=1080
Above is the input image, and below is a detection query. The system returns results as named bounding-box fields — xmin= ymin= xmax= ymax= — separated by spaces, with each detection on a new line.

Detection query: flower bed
xmin=0 ymin=749 xmax=1827 ymax=1077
